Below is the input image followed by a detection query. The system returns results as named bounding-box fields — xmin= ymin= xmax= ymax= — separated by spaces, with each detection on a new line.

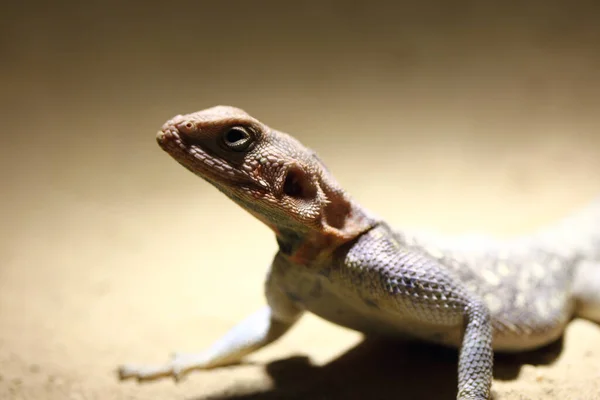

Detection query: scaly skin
xmin=118 ymin=106 xmax=600 ymax=400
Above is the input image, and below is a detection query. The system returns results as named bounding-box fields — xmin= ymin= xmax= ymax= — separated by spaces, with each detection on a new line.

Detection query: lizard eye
xmin=222 ymin=126 xmax=254 ymax=151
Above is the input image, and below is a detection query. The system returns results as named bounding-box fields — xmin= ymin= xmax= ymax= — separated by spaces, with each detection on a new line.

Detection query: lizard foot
xmin=118 ymin=352 xmax=205 ymax=382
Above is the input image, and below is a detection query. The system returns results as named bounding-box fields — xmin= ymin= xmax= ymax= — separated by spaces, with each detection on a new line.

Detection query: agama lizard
xmin=119 ymin=106 xmax=600 ymax=399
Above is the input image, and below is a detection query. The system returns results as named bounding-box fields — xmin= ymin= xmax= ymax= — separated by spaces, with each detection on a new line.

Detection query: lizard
xmin=118 ymin=105 xmax=600 ymax=400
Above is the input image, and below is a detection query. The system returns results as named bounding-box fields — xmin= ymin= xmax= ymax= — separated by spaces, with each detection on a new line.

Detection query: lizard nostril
xmin=177 ymin=120 xmax=197 ymax=135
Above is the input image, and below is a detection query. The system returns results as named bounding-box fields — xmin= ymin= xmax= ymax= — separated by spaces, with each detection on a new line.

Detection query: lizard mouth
xmin=156 ymin=129 xmax=249 ymax=187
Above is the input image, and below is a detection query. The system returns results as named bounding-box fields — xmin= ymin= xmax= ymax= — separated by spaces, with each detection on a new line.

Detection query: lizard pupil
xmin=225 ymin=128 xmax=246 ymax=143
xmin=222 ymin=126 xmax=253 ymax=151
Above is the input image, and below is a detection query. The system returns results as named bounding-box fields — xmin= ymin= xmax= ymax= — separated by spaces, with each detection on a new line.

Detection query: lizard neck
xmin=267 ymin=163 xmax=379 ymax=265
xmin=275 ymin=193 xmax=377 ymax=265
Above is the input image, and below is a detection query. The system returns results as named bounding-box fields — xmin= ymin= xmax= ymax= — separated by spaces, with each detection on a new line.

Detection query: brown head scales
xmin=157 ymin=106 xmax=376 ymax=263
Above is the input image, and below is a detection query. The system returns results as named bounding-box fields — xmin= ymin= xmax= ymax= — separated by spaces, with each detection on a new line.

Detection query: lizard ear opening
xmin=283 ymin=166 xmax=317 ymax=200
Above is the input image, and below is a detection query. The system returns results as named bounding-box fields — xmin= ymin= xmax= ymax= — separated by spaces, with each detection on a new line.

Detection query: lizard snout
xmin=157 ymin=116 xmax=201 ymax=146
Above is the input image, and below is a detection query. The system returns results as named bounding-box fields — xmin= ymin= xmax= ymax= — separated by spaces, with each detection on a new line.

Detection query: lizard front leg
xmin=456 ymin=300 xmax=493 ymax=400
xmin=341 ymin=229 xmax=494 ymax=400
xmin=118 ymin=265 xmax=304 ymax=382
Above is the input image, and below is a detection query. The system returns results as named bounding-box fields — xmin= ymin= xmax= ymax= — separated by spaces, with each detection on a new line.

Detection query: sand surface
xmin=1 ymin=1 xmax=600 ymax=399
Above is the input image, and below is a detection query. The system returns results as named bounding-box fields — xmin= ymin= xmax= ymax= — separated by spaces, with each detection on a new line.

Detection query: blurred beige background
xmin=1 ymin=1 xmax=600 ymax=399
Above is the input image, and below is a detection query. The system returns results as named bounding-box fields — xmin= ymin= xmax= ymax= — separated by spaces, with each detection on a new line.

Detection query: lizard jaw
xmin=156 ymin=128 xmax=252 ymax=188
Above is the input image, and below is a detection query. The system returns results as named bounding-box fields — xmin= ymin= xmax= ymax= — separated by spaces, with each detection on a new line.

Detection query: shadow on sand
xmin=191 ymin=336 xmax=563 ymax=400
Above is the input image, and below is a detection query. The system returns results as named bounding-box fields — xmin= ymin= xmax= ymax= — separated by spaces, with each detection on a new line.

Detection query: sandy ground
xmin=1 ymin=1 xmax=600 ymax=399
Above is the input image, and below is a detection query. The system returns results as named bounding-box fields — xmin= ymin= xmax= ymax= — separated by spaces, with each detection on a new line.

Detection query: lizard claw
xmin=117 ymin=362 xmax=182 ymax=382
xmin=117 ymin=365 xmax=133 ymax=380
xmin=172 ymin=366 xmax=184 ymax=382
xmin=171 ymin=358 xmax=187 ymax=382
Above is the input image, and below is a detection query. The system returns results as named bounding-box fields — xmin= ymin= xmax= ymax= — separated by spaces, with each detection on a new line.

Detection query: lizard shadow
xmin=189 ymin=335 xmax=563 ymax=400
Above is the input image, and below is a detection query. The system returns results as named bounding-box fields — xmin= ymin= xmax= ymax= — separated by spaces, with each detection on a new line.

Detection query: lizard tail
xmin=572 ymin=259 xmax=600 ymax=323
xmin=546 ymin=196 xmax=600 ymax=323
xmin=536 ymin=196 xmax=600 ymax=259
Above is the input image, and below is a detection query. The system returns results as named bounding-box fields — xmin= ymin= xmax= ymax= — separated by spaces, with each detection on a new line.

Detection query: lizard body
xmin=119 ymin=106 xmax=600 ymax=400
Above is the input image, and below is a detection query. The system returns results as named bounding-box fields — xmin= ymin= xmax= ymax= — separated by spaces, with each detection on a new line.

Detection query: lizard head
xmin=157 ymin=106 xmax=374 ymax=251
